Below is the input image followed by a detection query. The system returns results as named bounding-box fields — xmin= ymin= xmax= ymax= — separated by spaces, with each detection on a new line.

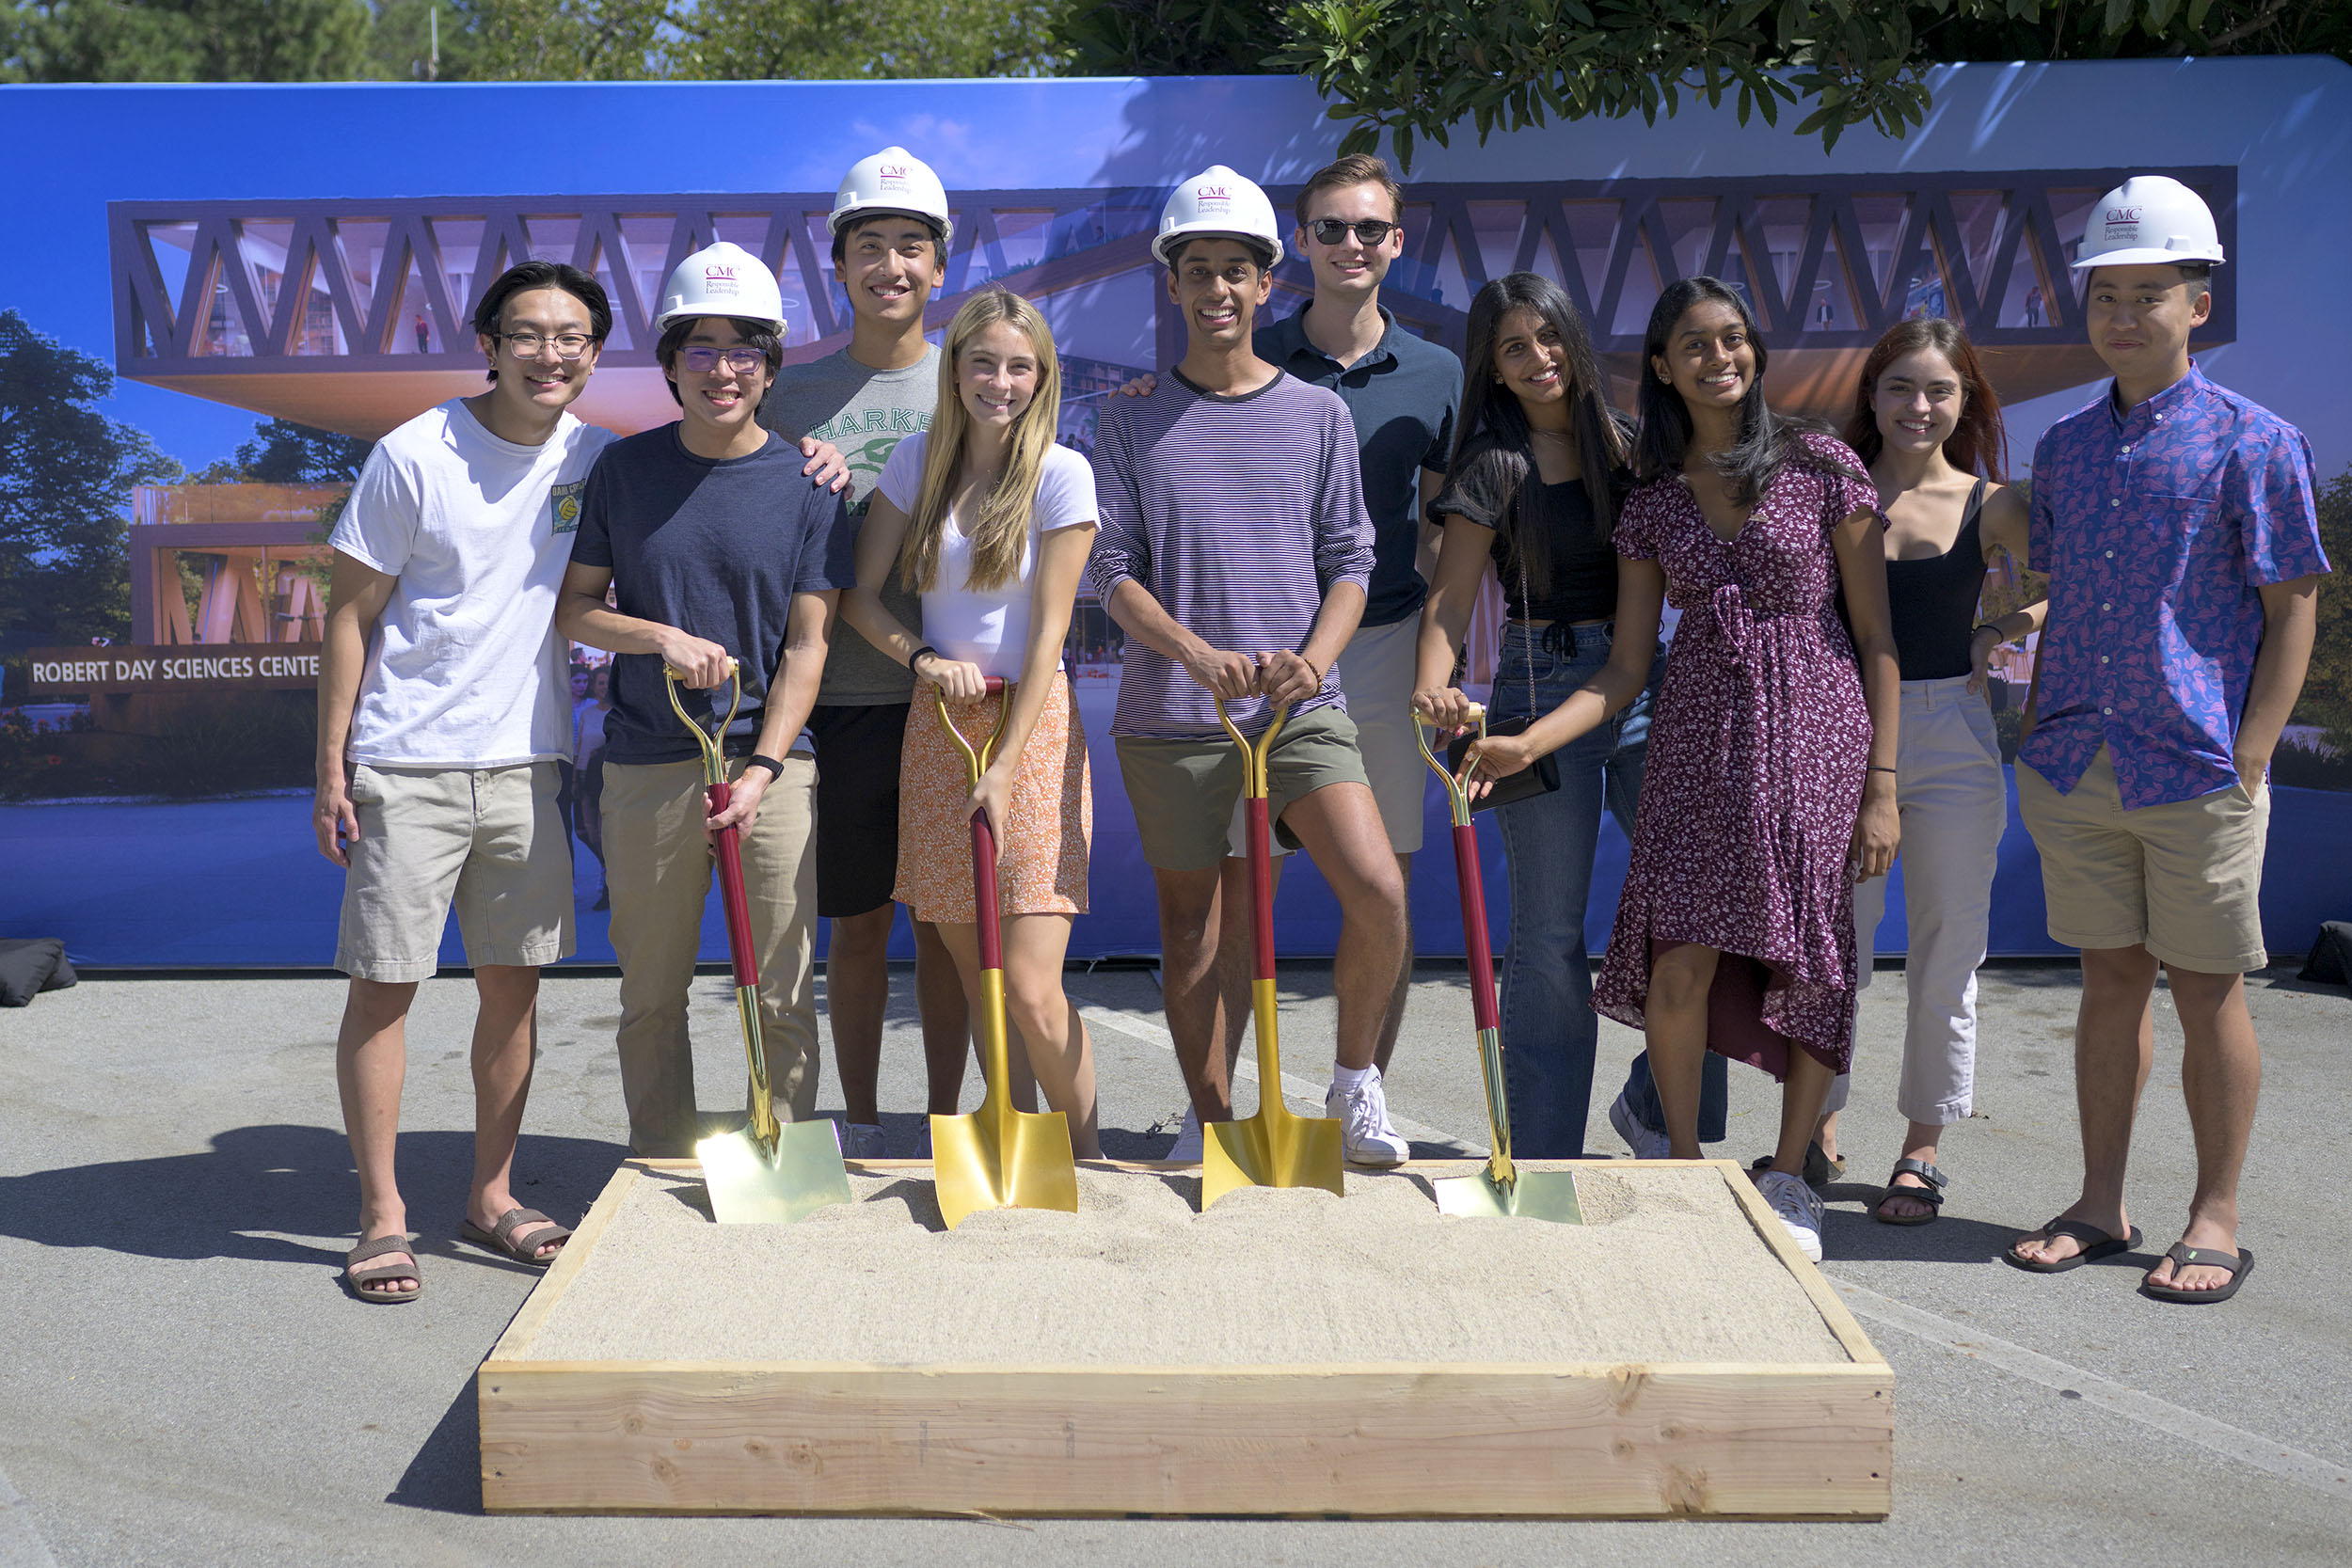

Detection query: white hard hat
xmin=657 ymin=241 xmax=785 ymax=331
xmin=1152 ymin=166 xmax=1284 ymax=269
xmin=2073 ymin=175 xmax=2226 ymax=271
xmin=829 ymin=147 xmax=954 ymax=249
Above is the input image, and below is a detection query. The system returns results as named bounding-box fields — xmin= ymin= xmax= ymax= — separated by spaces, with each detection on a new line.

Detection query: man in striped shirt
xmin=1089 ymin=166 xmax=1411 ymax=1168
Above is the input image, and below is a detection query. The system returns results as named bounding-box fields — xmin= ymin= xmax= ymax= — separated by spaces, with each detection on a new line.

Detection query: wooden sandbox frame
xmin=479 ymin=1158 xmax=1892 ymax=1519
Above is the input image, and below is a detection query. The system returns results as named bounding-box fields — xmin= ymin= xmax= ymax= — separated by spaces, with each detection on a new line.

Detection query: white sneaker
xmin=1327 ymin=1070 xmax=1409 ymax=1168
xmin=841 ymin=1122 xmax=886 ymax=1160
xmin=1166 ymin=1107 xmax=1202 ymax=1163
xmin=1608 ymin=1091 xmax=1671 ymax=1161
xmin=1755 ymin=1169 xmax=1825 ymax=1262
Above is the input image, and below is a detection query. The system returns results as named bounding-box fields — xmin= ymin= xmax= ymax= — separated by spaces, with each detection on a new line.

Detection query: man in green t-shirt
xmin=758 ymin=146 xmax=966 ymax=1157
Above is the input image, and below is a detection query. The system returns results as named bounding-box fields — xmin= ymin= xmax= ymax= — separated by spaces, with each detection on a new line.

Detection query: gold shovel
xmin=928 ymin=677 xmax=1080 ymax=1230
xmin=1417 ymin=704 xmax=1581 ymax=1224
xmin=667 ymin=661 xmax=852 ymax=1224
xmin=1200 ymin=697 xmax=1345 ymax=1209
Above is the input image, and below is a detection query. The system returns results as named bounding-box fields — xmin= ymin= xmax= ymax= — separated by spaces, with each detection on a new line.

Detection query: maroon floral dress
xmin=1592 ymin=433 xmax=1882 ymax=1077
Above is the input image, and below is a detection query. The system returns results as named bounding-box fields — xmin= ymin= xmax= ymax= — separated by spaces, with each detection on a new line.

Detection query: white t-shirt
xmin=876 ymin=436 xmax=1097 ymax=679
xmin=330 ymin=399 xmax=615 ymax=768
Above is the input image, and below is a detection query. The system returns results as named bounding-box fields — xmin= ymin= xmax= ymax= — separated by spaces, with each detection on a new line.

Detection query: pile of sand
xmin=521 ymin=1164 xmax=1848 ymax=1368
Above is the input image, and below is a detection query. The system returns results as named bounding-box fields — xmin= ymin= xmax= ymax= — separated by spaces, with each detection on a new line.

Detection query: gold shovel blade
xmin=930 ymin=1106 xmax=1080 ymax=1231
xmin=1200 ymin=1102 xmax=1346 ymax=1209
xmin=1434 ymin=1166 xmax=1584 ymax=1225
xmin=695 ymin=1118 xmax=854 ymax=1225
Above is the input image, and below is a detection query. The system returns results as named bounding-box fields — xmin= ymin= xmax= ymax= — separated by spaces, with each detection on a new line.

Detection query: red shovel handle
xmin=1453 ymin=823 xmax=1499 ymax=1032
xmin=708 ymin=780 xmax=759 ymax=989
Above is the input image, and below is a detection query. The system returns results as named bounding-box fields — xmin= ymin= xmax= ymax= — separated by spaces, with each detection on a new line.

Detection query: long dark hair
xmin=1633 ymin=276 xmax=1854 ymax=501
xmin=1843 ymin=317 xmax=2011 ymax=483
xmin=1449 ymin=271 xmax=1629 ymax=595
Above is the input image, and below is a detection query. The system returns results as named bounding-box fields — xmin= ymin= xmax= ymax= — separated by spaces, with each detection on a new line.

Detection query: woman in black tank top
xmin=1824 ymin=319 xmax=2047 ymax=1225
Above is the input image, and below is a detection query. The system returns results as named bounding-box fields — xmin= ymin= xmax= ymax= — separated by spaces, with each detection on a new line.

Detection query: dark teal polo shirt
xmin=1255 ymin=304 xmax=1462 ymax=627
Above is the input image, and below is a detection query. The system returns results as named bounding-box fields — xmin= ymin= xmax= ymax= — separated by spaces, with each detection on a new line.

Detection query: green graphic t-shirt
xmin=760 ymin=343 xmax=942 ymax=705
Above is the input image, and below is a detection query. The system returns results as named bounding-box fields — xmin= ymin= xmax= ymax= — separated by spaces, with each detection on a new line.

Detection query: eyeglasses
xmin=677 ymin=346 xmax=768 ymax=374
xmin=1309 ymin=217 xmax=1396 ymax=247
xmin=497 ymin=331 xmax=595 ymax=360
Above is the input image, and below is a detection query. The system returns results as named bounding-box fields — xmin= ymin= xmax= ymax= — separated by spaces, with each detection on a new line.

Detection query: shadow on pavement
xmin=0 ymin=1124 xmax=629 ymax=1266
xmin=387 ymin=1372 xmax=484 ymax=1515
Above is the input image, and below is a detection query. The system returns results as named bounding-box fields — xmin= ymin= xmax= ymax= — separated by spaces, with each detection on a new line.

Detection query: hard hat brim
xmin=2072 ymin=245 xmax=2226 ymax=270
xmin=1152 ymin=230 xmax=1285 ymax=269
xmin=828 ymin=205 xmax=953 ymax=243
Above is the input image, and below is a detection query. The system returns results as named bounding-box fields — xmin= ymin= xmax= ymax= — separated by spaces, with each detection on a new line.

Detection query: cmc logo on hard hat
xmin=706 ymin=265 xmax=737 ymax=281
xmin=880 ymin=164 xmax=909 ymax=181
xmin=1199 ymin=183 xmax=1229 ymax=199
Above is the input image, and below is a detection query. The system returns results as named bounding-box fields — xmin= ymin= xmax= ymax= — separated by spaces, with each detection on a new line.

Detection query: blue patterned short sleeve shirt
xmin=2021 ymin=363 xmax=2329 ymax=810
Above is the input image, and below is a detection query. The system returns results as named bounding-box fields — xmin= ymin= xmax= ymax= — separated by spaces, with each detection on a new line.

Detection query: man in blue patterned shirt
xmin=2007 ymin=177 xmax=2328 ymax=1304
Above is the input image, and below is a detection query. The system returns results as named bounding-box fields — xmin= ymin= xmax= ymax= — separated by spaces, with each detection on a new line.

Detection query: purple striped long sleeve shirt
xmin=1088 ymin=370 xmax=1375 ymax=739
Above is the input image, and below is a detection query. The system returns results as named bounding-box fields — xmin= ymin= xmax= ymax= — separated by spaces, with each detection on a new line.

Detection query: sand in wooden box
xmin=481 ymin=1160 xmax=1893 ymax=1519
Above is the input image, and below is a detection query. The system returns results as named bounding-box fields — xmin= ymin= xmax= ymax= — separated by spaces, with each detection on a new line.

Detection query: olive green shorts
xmin=1113 ymin=705 xmax=1370 ymax=871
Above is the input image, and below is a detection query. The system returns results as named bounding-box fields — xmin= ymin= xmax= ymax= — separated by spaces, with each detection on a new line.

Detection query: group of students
xmin=317 ymin=150 xmax=2326 ymax=1308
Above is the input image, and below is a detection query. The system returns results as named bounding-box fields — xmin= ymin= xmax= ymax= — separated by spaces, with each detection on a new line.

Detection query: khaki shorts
xmin=1327 ymin=614 xmax=1427 ymax=856
xmin=1116 ymin=705 xmax=1370 ymax=871
xmin=2017 ymin=745 xmax=2269 ymax=974
xmin=336 ymin=761 xmax=575 ymax=982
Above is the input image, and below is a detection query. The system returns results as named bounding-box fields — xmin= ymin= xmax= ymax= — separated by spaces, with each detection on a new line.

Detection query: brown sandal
xmin=458 ymin=1207 xmax=571 ymax=1267
xmin=343 ymin=1234 xmax=421 ymax=1304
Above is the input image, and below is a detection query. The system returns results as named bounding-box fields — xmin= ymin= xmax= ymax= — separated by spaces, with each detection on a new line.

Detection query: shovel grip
xmin=1454 ymin=823 xmax=1499 ymax=1031
xmin=1247 ymin=797 xmax=1276 ymax=982
xmin=971 ymin=810 xmax=1002 ymax=972
xmin=708 ymin=780 xmax=759 ymax=988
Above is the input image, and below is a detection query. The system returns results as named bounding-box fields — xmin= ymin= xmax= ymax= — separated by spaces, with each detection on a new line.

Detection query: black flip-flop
xmin=2139 ymin=1243 xmax=2254 ymax=1305
xmin=1873 ymin=1158 xmax=1947 ymax=1227
xmin=2003 ymin=1217 xmax=2142 ymax=1274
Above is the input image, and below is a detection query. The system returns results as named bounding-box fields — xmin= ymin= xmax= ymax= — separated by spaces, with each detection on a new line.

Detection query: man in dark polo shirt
xmin=1259 ymin=154 xmax=1461 ymax=1073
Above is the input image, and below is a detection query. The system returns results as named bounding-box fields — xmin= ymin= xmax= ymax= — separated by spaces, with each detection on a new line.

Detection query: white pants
xmin=1824 ymin=678 xmax=2009 ymax=1129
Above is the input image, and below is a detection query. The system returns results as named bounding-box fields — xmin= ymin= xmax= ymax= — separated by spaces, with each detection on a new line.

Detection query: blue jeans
xmin=1489 ymin=624 xmax=1727 ymax=1155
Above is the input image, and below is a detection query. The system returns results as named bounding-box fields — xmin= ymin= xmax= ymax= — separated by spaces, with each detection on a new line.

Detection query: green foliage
xmin=465 ymin=0 xmax=1075 ymax=81
xmin=192 ymin=419 xmax=375 ymax=487
xmin=0 ymin=310 xmax=181 ymax=646
xmin=3 ymin=0 xmax=373 ymax=82
xmin=1066 ymin=0 xmax=2352 ymax=169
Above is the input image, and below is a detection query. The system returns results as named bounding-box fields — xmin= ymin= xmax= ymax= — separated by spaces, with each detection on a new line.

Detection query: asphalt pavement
xmin=0 ymin=959 xmax=2345 ymax=1566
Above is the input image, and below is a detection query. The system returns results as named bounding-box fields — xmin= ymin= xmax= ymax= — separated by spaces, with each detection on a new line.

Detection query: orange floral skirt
xmin=894 ymin=672 xmax=1091 ymax=926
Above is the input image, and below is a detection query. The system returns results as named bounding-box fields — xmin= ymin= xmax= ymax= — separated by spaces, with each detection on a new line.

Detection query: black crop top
xmin=1429 ymin=444 xmax=1619 ymax=623
xmin=1884 ymin=480 xmax=1989 ymax=680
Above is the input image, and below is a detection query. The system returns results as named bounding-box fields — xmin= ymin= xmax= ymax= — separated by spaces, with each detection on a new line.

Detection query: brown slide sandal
xmin=458 ymin=1207 xmax=571 ymax=1267
xmin=342 ymin=1234 xmax=421 ymax=1304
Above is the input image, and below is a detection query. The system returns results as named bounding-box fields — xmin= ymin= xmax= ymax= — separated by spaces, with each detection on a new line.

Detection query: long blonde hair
xmin=900 ymin=287 xmax=1064 ymax=594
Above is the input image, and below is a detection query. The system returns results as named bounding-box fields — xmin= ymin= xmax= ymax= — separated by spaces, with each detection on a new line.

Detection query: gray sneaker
xmin=1608 ymin=1091 xmax=1671 ymax=1160
xmin=1754 ymin=1168 xmax=1826 ymax=1262
xmin=841 ymin=1122 xmax=886 ymax=1160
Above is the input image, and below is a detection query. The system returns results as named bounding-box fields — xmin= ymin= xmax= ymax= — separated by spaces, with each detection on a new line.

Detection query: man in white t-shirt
xmin=313 ymin=261 xmax=620 ymax=1303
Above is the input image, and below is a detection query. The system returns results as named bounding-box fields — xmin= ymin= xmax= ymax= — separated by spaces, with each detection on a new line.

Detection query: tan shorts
xmin=1116 ymin=705 xmax=1370 ymax=871
xmin=336 ymin=761 xmax=575 ymax=982
xmin=2017 ymin=745 xmax=2269 ymax=974
xmin=1330 ymin=615 xmax=1428 ymax=855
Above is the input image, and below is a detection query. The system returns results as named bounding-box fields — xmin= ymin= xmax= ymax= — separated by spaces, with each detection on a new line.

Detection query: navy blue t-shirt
xmin=1256 ymin=304 xmax=1462 ymax=627
xmin=570 ymin=426 xmax=852 ymax=765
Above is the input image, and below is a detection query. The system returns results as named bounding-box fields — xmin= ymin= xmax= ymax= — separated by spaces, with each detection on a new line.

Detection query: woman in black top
xmin=1826 ymin=317 xmax=2045 ymax=1225
xmin=1412 ymin=271 xmax=1727 ymax=1158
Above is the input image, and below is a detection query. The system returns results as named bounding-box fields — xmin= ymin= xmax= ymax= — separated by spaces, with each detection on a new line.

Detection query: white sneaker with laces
xmin=1755 ymin=1168 xmax=1826 ymax=1262
xmin=841 ymin=1122 xmax=886 ymax=1160
xmin=1166 ymin=1107 xmax=1202 ymax=1163
xmin=1327 ymin=1070 xmax=1409 ymax=1168
xmin=1608 ymin=1091 xmax=1671 ymax=1161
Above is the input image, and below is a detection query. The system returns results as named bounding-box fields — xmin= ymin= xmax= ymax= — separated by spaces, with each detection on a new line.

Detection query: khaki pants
xmin=601 ymin=754 xmax=820 ymax=1156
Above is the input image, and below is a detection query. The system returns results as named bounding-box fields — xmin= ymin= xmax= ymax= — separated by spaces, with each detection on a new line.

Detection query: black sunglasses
xmin=1308 ymin=217 xmax=1396 ymax=246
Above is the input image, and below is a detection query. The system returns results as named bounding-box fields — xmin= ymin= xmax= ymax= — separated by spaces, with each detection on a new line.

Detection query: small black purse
xmin=1443 ymin=536 xmax=1564 ymax=815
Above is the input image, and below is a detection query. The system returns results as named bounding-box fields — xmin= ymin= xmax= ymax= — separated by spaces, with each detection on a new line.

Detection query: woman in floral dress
xmin=1467 ymin=276 xmax=1900 ymax=1260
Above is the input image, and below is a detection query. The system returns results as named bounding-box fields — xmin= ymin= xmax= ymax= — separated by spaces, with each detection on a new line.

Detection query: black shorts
xmin=807 ymin=702 xmax=910 ymax=918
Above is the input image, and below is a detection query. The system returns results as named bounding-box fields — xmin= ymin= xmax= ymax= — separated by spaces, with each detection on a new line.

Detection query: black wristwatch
xmin=743 ymin=754 xmax=786 ymax=782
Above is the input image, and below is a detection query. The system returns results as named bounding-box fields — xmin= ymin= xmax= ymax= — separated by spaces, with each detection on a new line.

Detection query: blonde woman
xmin=842 ymin=287 xmax=1102 ymax=1157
